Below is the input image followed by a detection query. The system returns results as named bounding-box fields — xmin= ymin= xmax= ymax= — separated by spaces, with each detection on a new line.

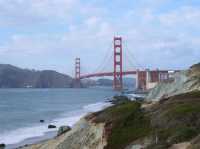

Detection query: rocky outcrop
xmin=40 ymin=120 xmax=45 ymax=123
xmin=57 ymin=126 xmax=71 ymax=136
xmin=22 ymin=118 xmax=106 ymax=149
xmin=0 ymin=144 xmax=5 ymax=149
xmin=147 ymin=63 xmax=200 ymax=101
xmin=186 ymin=134 xmax=200 ymax=149
xmin=48 ymin=125 xmax=56 ymax=129
xmin=108 ymin=95 xmax=130 ymax=104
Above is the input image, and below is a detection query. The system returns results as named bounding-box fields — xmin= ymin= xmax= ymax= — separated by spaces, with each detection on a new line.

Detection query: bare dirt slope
xmin=22 ymin=118 xmax=106 ymax=149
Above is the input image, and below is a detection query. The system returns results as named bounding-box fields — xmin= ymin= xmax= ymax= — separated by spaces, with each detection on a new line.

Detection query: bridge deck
xmin=80 ymin=70 xmax=169 ymax=79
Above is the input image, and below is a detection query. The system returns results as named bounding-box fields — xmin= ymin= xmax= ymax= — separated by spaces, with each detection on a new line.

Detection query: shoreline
xmin=4 ymin=100 xmax=113 ymax=149
xmin=13 ymin=95 xmax=149 ymax=149
xmin=6 ymin=131 xmax=57 ymax=149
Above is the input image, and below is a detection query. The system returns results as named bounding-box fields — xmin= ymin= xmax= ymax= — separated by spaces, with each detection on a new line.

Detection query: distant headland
xmin=0 ymin=64 xmax=73 ymax=88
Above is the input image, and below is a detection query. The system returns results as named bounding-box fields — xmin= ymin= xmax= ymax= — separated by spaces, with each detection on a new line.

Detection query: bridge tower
xmin=73 ymin=57 xmax=82 ymax=88
xmin=113 ymin=37 xmax=123 ymax=91
xmin=75 ymin=58 xmax=80 ymax=80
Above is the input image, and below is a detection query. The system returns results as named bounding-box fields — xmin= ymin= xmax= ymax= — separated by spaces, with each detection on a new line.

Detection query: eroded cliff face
xmin=147 ymin=63 xmax=200 ymax=101
xmin=22 ymin=118 xmax=106 ymax=149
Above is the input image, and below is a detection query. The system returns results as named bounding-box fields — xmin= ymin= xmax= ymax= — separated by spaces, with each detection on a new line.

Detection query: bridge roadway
xmin=80 ymin=70 xmax=169 ymax=79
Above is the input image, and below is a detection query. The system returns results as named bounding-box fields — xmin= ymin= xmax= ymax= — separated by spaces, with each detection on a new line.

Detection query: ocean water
xmin=0 ymin=88 xmax=116 ymax=145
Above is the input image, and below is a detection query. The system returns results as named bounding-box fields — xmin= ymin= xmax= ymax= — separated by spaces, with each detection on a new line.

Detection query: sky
xmin=0 ymin=0 xmax=200 ymax=76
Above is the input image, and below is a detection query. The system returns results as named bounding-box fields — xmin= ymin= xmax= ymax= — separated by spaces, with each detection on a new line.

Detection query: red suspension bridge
xmin=74 ymin=37 xmax=175 ymax=91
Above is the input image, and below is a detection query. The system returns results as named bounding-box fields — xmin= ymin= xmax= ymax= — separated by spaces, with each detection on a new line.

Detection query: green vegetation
xmin=150 ymin=91 xmax=200 ymax=147
xmin=167 ymin=103 xmax=200 ymax=118
xmin=169 ymin=90 xmax=200 ymax=99
xmin=93 ymin=101 xmax=152 ymax=149
xmin=154 ymin=126 xmax=198 ymax=146
xmin=171 ymin=127 xmax=198 ymax=142
xmin=91 ymin=91 xmax=200 ymax=149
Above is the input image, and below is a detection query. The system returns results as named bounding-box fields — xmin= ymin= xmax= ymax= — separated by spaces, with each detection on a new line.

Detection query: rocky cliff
xmin=147 ymin=63 xmax=200 ymax=101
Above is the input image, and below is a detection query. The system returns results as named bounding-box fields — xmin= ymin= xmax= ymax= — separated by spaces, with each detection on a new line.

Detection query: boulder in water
xmin=57 ymin=126 xmax=71 ymax=136
xmin=0 ymin=144 xmax=5 ymax=149
xmin=48 ymin=125 xmax=56 ymax=129
xmin=40 ymin=120 xmax=45 ymax=123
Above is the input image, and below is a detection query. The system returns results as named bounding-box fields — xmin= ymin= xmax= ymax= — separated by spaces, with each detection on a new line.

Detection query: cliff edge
xmin=147 ymin=63 xmax=200 ymax=101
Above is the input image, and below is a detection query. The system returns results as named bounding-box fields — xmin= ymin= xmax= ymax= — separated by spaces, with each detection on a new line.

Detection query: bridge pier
xmin=136 ymin=70 xmax=171 ymax=91
xmin=136 ymin=70 xmax=146 ymax=91
xmin=136 ymin=69 xmax=165 ymax=91
xmin=135 ymin=69 xmax=139 ymax=89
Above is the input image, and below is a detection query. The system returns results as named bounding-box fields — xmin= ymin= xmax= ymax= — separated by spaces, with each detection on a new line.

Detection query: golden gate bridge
xmin=74 ymin=37 xmax=175 ymax=91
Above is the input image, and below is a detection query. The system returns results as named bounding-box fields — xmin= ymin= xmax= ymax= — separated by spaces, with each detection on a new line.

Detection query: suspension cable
xmin=124 ymin=39 xmax=145 ymax=69
xmin=91 ymin=42 xmax=113 ymax=74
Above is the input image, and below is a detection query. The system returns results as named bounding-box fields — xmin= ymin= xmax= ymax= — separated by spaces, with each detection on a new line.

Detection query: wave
xmin=83 ymin=102 xmax=112 ymax=112
xmin=0 ymin=101 xmax=112 ymax=145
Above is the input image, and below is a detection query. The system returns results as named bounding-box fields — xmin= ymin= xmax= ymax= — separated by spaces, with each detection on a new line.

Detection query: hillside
xmin=147 ymin=91 xmax=200 ymax=149
xmin=147 ymin=63 xmax=200 ymax=101
xmin=0 ymin=64 xmax=73 ymax=88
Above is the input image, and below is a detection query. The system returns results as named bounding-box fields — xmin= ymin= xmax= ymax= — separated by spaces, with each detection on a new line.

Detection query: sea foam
xmin=0 ymin=101 xmax=112 ymax=145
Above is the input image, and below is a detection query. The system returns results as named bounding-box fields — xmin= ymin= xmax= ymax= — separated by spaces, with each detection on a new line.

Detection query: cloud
xmin=0 ymin=0 xmax=200 ymax=74
xmin=0 ymin=34 xmax=53 ymax=55
xmin=0 ymin=0 xmax=78 ymax=25
xmin=159 ymin=6 xmax=200 ymax=27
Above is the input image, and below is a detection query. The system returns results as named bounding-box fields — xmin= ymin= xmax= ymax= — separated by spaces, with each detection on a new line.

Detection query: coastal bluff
xmin=21 ymin=90 xmax=200 ymax=149
xmin=147 ymin=63 xmax=200 ymax=101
